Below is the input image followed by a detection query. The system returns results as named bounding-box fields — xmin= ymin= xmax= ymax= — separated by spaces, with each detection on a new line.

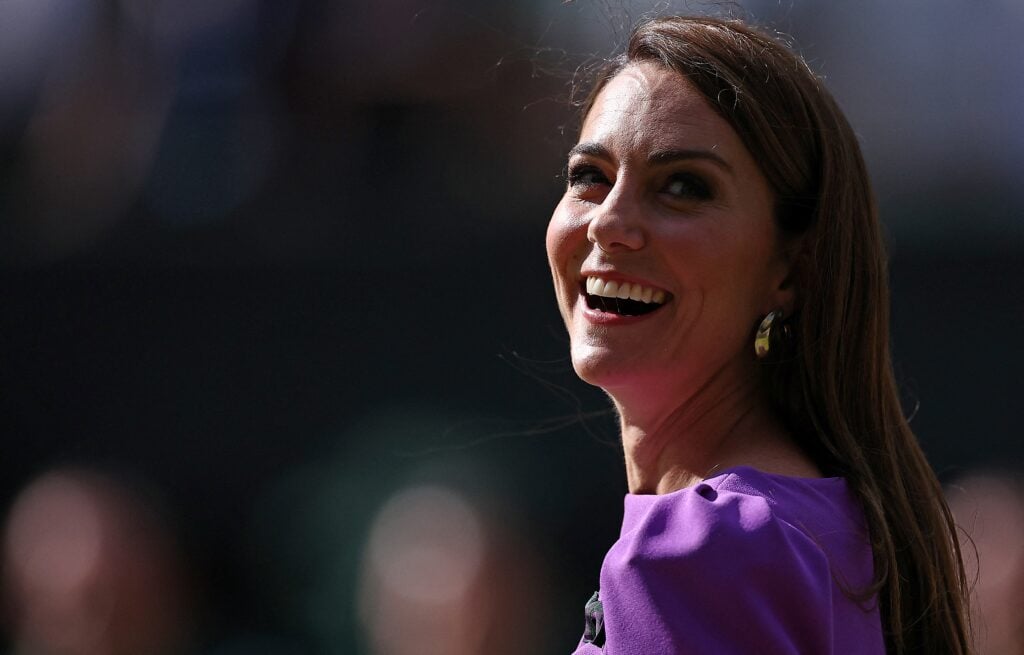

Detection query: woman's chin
xmin=570 ymin=344 xmax=645 ymax=390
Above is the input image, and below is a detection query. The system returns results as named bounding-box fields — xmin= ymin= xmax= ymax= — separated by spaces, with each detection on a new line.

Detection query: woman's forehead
xmin=579 ymin=62 xmax=739 ymax=158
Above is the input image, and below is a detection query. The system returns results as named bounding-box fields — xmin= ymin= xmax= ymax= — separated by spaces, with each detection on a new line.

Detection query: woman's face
xmin=546 ymin=62 xmax=794 ymax=399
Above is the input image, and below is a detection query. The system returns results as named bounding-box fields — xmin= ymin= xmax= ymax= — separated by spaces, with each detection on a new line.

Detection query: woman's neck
xmin=612 ymin=372 xmax=818 ymax=494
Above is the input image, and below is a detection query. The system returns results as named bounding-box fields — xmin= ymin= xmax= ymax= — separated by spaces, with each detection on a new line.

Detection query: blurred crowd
xmin=0 ymin=0 xmax=565 ymax=266
xmin=1 ymin=418 xmax=560 ymax=654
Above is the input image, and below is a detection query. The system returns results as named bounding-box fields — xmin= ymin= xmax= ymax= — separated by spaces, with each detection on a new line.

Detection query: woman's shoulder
xmin=603 ymin=465 xmax=876 ymax=614
xmin=591 ymin=466 xmax=882 ymax=653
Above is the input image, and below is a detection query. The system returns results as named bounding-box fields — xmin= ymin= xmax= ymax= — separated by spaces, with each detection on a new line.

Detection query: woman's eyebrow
xmin=647 ymin=148 xmax=733 ymax=174
xmin=567 ymin=143 xmax=733 ymax=174
xmin=566 ymin=142 xmax=611 ymax=160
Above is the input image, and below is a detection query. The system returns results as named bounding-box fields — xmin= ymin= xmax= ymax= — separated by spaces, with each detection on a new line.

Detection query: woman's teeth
xmin=583 ymin=276 xmax=667 ymax=316
xmin=585 ymin=276 xmax=666 ymax=305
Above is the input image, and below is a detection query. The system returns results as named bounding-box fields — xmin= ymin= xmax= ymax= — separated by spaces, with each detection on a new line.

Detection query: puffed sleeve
xmin=594 ymin=479 xmax=835 ymax=655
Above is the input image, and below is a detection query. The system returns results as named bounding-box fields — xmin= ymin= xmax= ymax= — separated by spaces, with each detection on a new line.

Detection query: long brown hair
xmin=578 ymin=16 xmax=972 ymax=654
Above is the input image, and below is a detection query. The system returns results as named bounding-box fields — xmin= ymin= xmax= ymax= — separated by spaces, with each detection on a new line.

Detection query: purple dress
xmin=572 ymin=466 xmax=885 ymax=654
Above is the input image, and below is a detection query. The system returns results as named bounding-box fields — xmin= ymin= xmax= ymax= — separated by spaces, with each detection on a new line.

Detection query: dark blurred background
xmin=0 ymin=1 xmax=1021 ymax=654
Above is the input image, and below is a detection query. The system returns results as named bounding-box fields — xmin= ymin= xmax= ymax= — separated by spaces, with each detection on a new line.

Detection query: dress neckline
xmin=624 ymin=464 xmax=845 ymax=500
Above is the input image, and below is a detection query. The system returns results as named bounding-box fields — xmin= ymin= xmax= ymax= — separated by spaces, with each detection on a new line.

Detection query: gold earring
xmin=754 ymin=310 xmax=782 ymax=359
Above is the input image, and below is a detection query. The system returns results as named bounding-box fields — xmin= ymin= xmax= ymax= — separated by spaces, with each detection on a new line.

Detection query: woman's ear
xmin=769 ymin=243 xmax=804 ymax=319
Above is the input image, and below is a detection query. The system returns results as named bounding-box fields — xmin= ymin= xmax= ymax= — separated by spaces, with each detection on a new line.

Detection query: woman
xmin=547 ymin=16 xmax=972 ymax=654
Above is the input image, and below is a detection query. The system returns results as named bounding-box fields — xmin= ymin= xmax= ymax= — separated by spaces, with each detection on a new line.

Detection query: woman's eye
xmin=567 ymin=165 xmax=609 ymax=190
xmin=663 ymin=173 xmax=712 ymax=200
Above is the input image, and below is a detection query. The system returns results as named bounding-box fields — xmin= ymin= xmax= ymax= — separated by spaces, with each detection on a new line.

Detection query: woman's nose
xmin=586 ymin=189 xmax=645 ymax=252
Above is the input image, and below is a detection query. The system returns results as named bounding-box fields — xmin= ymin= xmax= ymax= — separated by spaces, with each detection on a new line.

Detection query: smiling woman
xmin=548 ymin=16 xmax=972 ymax=655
